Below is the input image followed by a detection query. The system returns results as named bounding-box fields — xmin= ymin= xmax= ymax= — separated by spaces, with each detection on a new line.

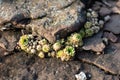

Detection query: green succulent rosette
xmin=18 ymin=35 xmax=29 ymax=51
xmin=56 ymin=46 xmax=75 ymax=61
xmin=85 ymin=29 xmax=94 ymax=37
xmin=67 ymin=33 xmax=83 ymax=47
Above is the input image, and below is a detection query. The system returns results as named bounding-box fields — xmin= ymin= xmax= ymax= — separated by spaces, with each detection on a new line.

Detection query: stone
xmin=112 ymin=6 xmax=120 ymax=14
xmin=116 ymin=0 xmax=120 ymax=8
xmin=0 ymin=0 xmax=85 ymax=43
xmin=103 ymin=32 xmax=118 ymax=43
xmin=82 ymin=31 xmax=105 ymax=54
xmin=75 ymin=72 xmax=87 ymax=80
xmin=78 ymin=41 xmax=120 ymax=75
xmin=104 ymin=15 xmax=120 ymax=34
xmin=0 ymin=30 xmax=22 ymax=51
xmin=99 ymin=7 xmax=112 ymax=17
xmin=104 ymin=15 xmax=111 ymax=22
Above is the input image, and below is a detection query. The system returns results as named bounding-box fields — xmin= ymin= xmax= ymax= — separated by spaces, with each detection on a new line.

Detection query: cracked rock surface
xmin=0 ymin=0 xmax=85 ymax=43
xmin=0 ymin=0 xmax=120 ymax=80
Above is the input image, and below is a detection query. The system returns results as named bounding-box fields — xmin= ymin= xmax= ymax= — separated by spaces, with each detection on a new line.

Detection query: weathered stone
xmin=105 ymin=15 xmax=120 ymax=34
xmin=99 ymin=7 xmax=112 ymax=16
xmin=116 ymin=0 xmax=120 ymax=8
xmin=78 ymin=42 xmax=120 ymax=75
xmin=0 ymin=30 xmax=22 ymax=51
xmin=112 ymin=6 xmax=120 ymax=14
xmin=0 ymin=0 xmax=85 ymax=43
xmin=82 ymin=31 xmax=105 ymax=54
xmin=103 ymin=32 xmax=118 ymax=42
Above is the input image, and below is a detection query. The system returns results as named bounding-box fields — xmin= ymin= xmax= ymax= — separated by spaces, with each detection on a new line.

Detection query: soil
xmin=0 ymin=0 xmax=120 ymax=80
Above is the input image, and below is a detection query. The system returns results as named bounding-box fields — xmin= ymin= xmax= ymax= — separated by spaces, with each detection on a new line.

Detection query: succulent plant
xmin=38 ymin=51 xmax=45 ymax=58
xmin=18 ymin=35 xmax=29 ymax=50
xmin=79 ymin=28 xmax=85 ymax=38
xmin=38 ymin=39 xmax=48 ymax=46
xmin=36 ymin=45 xmax=42 ymax=51
xmin=50 ymin=51 xmax=56 ymax=57
xmin=63 ymin=46 xmax=75 ymax=57
xmin=56 ymin=50 xmax=64 ymax=59
xmin=30 ymin=49 xmax=36 ymax=54
xmin=85 ymin=29 xmax=94 ymax=37
xmin=84 ymin=21 xmax=92 ymax=29
xmin=53 ymin=41 xmax=62 ymax=51
xmin=42 ymin=44 xmax=50 ymax=53
xmin=56 ymin=46 xmax=75 ymax=61
xmin=67 ymin=33 xmax=83 ymax=47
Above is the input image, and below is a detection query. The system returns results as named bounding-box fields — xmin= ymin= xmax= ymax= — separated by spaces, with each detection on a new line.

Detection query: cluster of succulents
xmin=18 ymin=34 xmax=75 ymax=61
xmin=18 ymin=9 xmax=104 ymax=61
xmin=84 ymin=9 xmax=104 ymax=37
xmin=18 ymin=34 xmax=51 ymax=58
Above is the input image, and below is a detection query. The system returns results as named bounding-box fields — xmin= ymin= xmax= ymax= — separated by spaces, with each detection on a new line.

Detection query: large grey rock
xmin=0 ymin=0 xmax=85 ymax=43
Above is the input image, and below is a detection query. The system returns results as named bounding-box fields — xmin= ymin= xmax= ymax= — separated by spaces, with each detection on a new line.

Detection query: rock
xmin=99 ymin=7 xmax=112 ymax=17
xmin=0 ymin=0 xmax=85 ymax=43
xmin=82 ymin=31 xmax=105 ymax=54
xmin=112 ymin=6 xmax=120 ymax=14
xmin=104 ymin=15 xmax=120 ymax=34
xmin=104 ymin=15 xmax=111 ymax=22
xmin=78 ymin=41 xmax=120 ymax=75
xmin=103 ymin=32 xmax=118 ymax=43
xmin=116 ymin=0 xmax=120 ymax=8
xmin=92 ymin=1 xmax=102 ymax=11
xmin=75 ymin=71 xmax=87 ymax=80
xmin=0 ymin=30 xmax=22 ymax=51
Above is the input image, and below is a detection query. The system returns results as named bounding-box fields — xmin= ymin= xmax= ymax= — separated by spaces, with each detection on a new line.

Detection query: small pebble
xmin=4 ymin=52 xmax=9 ymax=56
xmin=75 ymin=71 xmax=87 ymax=80
xmin=104 ymin=15 xmax=111 ymax=22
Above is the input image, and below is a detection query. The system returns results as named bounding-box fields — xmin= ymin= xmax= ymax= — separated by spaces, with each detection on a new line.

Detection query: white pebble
xmin=104 ymin=15 xmax=111 ymax=22
xmin=75 ymin=72 xmax=87 ymax=80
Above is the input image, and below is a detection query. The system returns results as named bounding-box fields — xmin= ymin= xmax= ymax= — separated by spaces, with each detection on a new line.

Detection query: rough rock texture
xmin=0 ymin=30 xmax=22 ymax=51
xmin=92 ymin=0 xmax=120 ymax=15
xmin=78 ymin=41 xmax=120 ymax=75
xmin=105 ymin=15 xmax=120 ymax=34
xmin=0 ymin=51 xmax=119 ymax=80
xmin=82 ymin=31 xmax=105 ymax=54
xmin=103 ymin=32 xmax=118 ymax=42
xmin=0 ymin=0 xmax=85 ymax=43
